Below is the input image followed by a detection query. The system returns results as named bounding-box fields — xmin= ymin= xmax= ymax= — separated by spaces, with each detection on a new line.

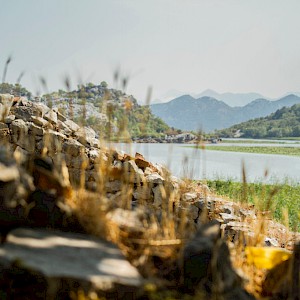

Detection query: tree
xmin=100 ymin=81 xmax=108 ymax=88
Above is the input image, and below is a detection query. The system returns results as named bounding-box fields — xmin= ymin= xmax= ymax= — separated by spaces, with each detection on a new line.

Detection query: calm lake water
xmin=115 ymin=142 xmax=300 ymax=183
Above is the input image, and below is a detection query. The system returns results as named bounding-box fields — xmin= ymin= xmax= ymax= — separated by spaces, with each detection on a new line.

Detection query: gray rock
xmin=123 ymin=160 xmax=144 ymax=184
xmin=219 ymin=213 xmax=241 ymax=224
xmin=10 ymin=119 xmax=28 ymax=141
xmin=0 ymin=145 xmax=30 ymax=211
xmin=44 ymin=130 xmax=66 ymax=154
xmin=169 ymin=175 xmax=183 ymax=190
xmin=0 ymin=94 xmax=13 ymax=104
xmin=0 ymin=127 xmax=10 ymax=144
xmin=265 ymin=237 xmax=280 ymax=247
xmin=212 ymin=240 xmax=256 ymax=300
xmin=63 ymin=139 xmax=84 ymax=157
xmin=105 ymin=180 xmax=122 ymax=193
xmin=183 ymin=220 xmax=221 ymax=292
xmin=74 ymin=127 xmax=96 ymax=146
xmin=13 ymin=146 xmax=30 ymax=164
xmin=189 ymin=204 xmax=200 ymax=220
xmin=0 ymin=122 xmax=8 ymax=129
xmin=29 ymin=123 xmax=44 ymax=136
xmin=57 ymin=120 xmax=72 ymax=135
xmin=68 ymin=168 xmax=84 ymax=186
xmin=64 ymin=119 xmax=80 ymax=133
xmin=221 ymin=204 xmax=235 ymax=215
xmin=90 ymin=138 xmax=101 ymax=148
xmin=11 ymin=102 xmax=42 ymax=121
xmin=195 ymin=198 xmax=213 ymax=211
xmin=144 ymin=167 xmax=153 ymax=176
xmin=0 ymin=94 xmax=13 ymax=119
xmin=183 ymin=221 xmax=253 ymax=299
xmin=0 ymin=228 xmax=142 ymax=298
xmin=182 ymin=192 xmax=198 ymax=202
xmin=133 ymin=185 xmax=152 ymax=202
xmin=107 ymin=208 xmax=145 ymax=235
xmin=53 ymin=107 xmax=67 ymax=122
xmin=146 ymin=173 xmax=164 ymax=185
xmin=178 ymin=203 xmax=200 ymax=221
xmin=89 ymin=148 xmax=101 ymax=161
xmin=31 ymin=116 xmax=50 ymax=128
xmin=4 ymin=114 xmax=15 ymax=124
xmin=0 ymin=163 xmax=19 ymax=183
xmin=239 ymin=208 xmax=256 ymax=219
xmin=152 ymin=185 xmax=166 ymax=207
xmin=44 ymin=109 xmax=58 ymax=125
xmin=223 ymin=221 xmax=255 ymax=243
xmin=10 ymin=119 xmax=35 ymax=153
xmin=32 ymin=102 xmax=50 ymax=117
xmin=64 ymin=153 xmax=89 ymax=169
xmin=86 ymin=170 xmax=100 ymax=183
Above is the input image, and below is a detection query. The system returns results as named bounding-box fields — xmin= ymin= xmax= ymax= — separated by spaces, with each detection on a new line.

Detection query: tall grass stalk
xmin=207 ymin=178 xmax=300 ymax=231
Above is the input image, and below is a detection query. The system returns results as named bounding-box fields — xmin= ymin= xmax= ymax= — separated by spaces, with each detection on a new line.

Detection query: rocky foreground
xmin=0 ymin=94 xmax=299 ymax=299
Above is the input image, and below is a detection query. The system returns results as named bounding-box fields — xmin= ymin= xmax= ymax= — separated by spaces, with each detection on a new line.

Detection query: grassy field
xmin=221 ymin=139 xmax=287 ymax=144
xmin=204 ymin=145 xmax=300 ymax=156
xmin=274 ymin=137 xmax=300 ymax=141
xmin=206 ymin=179 xmax=300 ymax=231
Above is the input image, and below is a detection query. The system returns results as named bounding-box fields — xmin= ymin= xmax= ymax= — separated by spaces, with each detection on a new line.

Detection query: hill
xmin=150 ymin=94 xmax=300 ymax=132
xmin=216 ymin=103 xmax=300 ymax=138
xmin=39 ymin=82 xmax=176 ymax=140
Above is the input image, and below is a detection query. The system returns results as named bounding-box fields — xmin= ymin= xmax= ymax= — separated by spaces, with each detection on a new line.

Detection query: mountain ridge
xmin=150 ymin=94 xmax=300 ymax=132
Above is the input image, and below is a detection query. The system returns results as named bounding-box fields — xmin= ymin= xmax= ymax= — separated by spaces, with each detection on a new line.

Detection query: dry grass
xmin=1 ymin=66 xmax=299 ymax=299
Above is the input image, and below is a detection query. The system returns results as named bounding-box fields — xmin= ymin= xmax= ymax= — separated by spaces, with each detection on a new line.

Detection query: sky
xmin=1 ymin=0 xmax=300 ymax=103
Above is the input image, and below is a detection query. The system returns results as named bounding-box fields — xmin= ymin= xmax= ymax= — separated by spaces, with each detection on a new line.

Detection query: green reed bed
xmin=206 ymin=179 xmax=300 ymax=231
xmin=221 ymin=139 xmax=286 ymax=144
xmin=204 ymin=145 xmax=300 ymax=156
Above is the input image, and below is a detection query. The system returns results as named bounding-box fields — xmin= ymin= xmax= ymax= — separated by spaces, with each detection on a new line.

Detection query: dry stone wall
xmin=1 ymin=94 xmax=300 ymax=299
xmin=0 ymin=95 xmax=297 ymax=248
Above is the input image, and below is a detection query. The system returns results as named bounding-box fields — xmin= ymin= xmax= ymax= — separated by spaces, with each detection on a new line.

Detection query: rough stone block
xmin=0 ymin=228 xmax=142 ymax=298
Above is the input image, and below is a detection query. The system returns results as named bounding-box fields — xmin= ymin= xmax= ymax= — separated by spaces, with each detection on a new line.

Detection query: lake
xmin=115 ymin=142 xmax=300 ymax=183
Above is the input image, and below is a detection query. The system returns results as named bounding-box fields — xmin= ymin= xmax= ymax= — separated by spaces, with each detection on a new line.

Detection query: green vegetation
xmin=274 ymin=137 xmax=300 ymax=141
xmin=217 ymin=104 xmax=300 ymax=139
xmin=221 ymin=139 xmax=287 ymax=144
xmin=207 ymin=179 xmax=300 ymax=231
xmin=44 ymin=82 xmax=178 ymax=140
xmin=204 ymin=145 xmax=300 ymax=156
xmin=0 ymin=82 xmax=32 ymax=99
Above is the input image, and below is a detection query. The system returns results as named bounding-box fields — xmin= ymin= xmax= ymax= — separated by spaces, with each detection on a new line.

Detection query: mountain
xmin=152 ymin=89 xmax=188 ymax=104
xmin=151 ymin=95 xmax=235 ymax=132
xmin=217 ymin=103 xmax=300 ymax=138
xmin=150 ymin=94 xmax=300 ymax=132
xmin=195 ymin=89 xmax=266 ymax=107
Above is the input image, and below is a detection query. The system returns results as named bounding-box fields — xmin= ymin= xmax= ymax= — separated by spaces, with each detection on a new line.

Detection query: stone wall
xmin=1 ymin=94 xmax=296 ymax=247
xmin=1 ymin=94 xmax=300 ymax=298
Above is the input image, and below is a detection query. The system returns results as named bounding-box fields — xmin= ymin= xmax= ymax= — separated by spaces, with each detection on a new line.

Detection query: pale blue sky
xmin=1 ymin=0 xmax=300 ymax=103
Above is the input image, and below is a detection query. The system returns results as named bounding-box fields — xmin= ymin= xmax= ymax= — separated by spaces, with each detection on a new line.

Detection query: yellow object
xmin=245 ymin=246 xmax=291 ymax=269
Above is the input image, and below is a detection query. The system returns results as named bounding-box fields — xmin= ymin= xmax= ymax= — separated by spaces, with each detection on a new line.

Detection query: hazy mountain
xmin=152 ymin=89 xmax=188 ymax=104
xmin=151 ymin=95 xmax=235 ymax=132
xmin=195 ymin=89 xmax=266 ymax=107
xmin=150 ymin=94 xmax=300 ymax=132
